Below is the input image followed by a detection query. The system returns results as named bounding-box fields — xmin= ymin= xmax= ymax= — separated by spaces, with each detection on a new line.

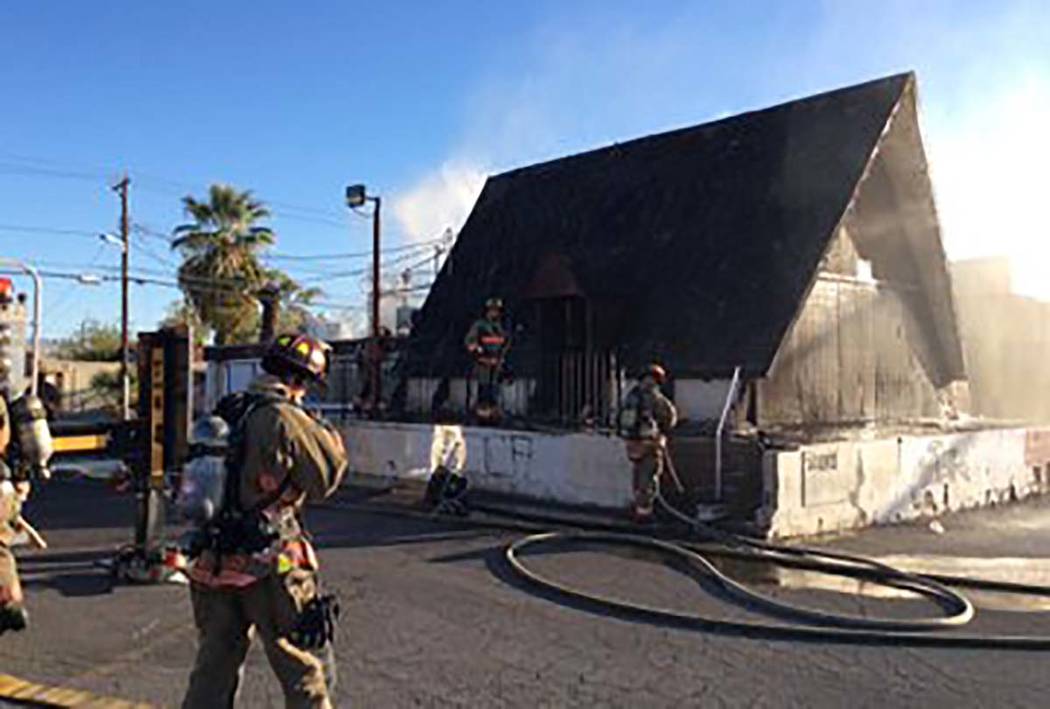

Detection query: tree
xmin=171 ymin=184 xmax=275 ymax=345
xmin=160 ymin=300 xmax=210 ymax=346
xmin=54 ymin=320 xmax=124 ymax=361
xmin=265 ymin=269 xmax=324 ymax=334
xmin=89 ymin=368 xmax=138 ymax=413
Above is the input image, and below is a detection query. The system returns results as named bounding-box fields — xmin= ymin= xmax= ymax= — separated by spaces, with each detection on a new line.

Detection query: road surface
xmin=3 ymin=477 xmax=1050 ymax=707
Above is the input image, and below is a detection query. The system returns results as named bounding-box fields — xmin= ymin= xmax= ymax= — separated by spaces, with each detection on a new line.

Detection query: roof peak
xmin=493 ymin=72 xmax=913 ymax=183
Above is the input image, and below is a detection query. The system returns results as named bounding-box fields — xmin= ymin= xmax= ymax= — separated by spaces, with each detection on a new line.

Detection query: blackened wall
xmin=757 ymin=272 xmax=941 ymax=426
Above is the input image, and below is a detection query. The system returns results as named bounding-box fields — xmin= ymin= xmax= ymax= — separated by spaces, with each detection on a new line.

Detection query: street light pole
xmin=346 ymin=184 xmax=383 ymax=418
xmin=371 ymin=195 xmax=381 ymax=416
xmin=111 ymin=175 xmax=131 ymax=421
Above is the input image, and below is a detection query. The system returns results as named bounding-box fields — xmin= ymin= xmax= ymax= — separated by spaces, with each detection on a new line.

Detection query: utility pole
xmin=113 ymin=175 xmax=131 ymax=421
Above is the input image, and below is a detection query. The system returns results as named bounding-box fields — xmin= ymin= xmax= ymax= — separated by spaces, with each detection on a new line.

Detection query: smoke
xmin=391 ymin=161 xmax=487 ymax=244
xmin=926 ymin=75 xmax=1050 ymax=299
xmin=392 ymin=2 xmax=1049 ymax=296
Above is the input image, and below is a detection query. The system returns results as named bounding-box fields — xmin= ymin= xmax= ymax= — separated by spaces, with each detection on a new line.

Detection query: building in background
xmin=202 ymin=336 xmax=407 ymax=417
xmin=37 ymin=358 xmax=121 ymax=414
xmin=952 ymin=257 xmax=1050 ymax=422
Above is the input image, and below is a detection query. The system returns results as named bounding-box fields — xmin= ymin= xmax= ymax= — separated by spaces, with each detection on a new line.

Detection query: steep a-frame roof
xmin=409 ymin=72 xmax=962 ymax=382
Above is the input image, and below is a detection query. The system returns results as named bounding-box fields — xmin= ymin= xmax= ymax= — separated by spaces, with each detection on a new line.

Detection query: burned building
xmin=406 ymin=72 xmax=966 ymax=435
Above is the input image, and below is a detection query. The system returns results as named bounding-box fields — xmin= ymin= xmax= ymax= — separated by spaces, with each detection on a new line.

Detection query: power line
xmin=0 ymin=151 xmax=354 ymax=229
xmin=2 ymin=216 xmax=445 ymax=309
xmin=0 ymin=161 xmax=106 ymax=182
xmin=130 ymin=170 xmax=349 ymax=222
xmin=264 ymin=237 xmax=444 ymax=261
xmin=297 ymin=247 xmax=437 ymax=284
xmin=133 ymin=233 xmax=178 ymax=270
xmin=382 ymin=282 xmax=435 ymax=296
xmin=131 ymin=223 xmax=174 ymax=244
xmin=0 ymin=223 xmax=99 ymax=237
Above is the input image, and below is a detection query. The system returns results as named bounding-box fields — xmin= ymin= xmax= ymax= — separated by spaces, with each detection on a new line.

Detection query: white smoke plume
xmin=393 ymin=2 xmax=1050 ymax=298
xmin=392 ymin=161 xmax=487 ymax=244
xmin=926 ymin=75 xmax=1050 ymax=299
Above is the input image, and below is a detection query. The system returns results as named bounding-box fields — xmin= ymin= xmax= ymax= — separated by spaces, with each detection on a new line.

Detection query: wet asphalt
xmin=3 ymin=477 xmax=1050 ymax=707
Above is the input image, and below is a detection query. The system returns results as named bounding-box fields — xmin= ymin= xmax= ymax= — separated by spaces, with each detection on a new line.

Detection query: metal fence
xmin=536 ymin=350 xmax=620 ymax=425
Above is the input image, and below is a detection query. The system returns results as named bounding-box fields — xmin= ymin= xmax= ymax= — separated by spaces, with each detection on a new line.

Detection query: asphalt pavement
xmin=3 ymin=476 xmax=1050 ymax=707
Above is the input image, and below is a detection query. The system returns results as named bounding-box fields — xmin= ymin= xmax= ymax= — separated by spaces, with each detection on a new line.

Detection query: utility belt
xmin=187 ymin=505 xmax=302 ymax=560
xmin=624 ymin=437 xmax=664 ymax=462
xmin=475 ymin=355 xmax=502 ymax=368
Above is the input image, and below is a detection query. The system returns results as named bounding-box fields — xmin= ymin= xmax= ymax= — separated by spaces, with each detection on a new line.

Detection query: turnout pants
xmin=0 ymin=543 xmax=21 ymax=608
xmin=625 ymin=440 xmax=663 ymax=516
xmin=183 ymin=569 xmax=336 ymax=709
xmin=472 ymin=363 xmax=501 ymax=417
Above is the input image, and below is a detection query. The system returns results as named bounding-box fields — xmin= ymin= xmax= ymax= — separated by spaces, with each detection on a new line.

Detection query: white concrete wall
xmin=759 ymin=426 xmax=1050 ymax=538
xmin=339 ymin=420 xmax=633 ymax=507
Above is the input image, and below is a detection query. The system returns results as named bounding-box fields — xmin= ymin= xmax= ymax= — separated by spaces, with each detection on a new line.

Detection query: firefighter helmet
xmin=646 ymin=363 xmax=667 ymax=385
xmin=262 ymin=333 xmax=332 ymax=384
xmin=484 ymin=297 xmax=503 ymax=312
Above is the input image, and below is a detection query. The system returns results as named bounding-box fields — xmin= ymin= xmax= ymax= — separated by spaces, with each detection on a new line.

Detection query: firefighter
xmin=0 ymin=391 xmax=54 ymax=635
xmin=0 ymin=395 xmax=28 ymax=634
xmin=618 ymin=364 xmax=678 ymax=523
xmin=182 ymin=334 xmax=349 ymax=709
xmin=464 ymin=297 xmax=508 ymax=422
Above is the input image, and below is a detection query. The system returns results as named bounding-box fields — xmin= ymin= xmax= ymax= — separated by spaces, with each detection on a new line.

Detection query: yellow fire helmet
xmin=262 ymin=333 xmax=332 ymax=384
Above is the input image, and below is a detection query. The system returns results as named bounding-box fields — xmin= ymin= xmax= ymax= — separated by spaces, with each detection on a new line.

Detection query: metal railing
xmin=713 ymin=365 xmax=742 ymax=502
xmin=537 ymin=350 xmax=618 ymax=425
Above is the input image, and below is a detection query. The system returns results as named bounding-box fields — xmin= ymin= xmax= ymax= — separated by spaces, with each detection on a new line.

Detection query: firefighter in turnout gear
xmin=182 ymin=333 xmax=349 ymax=709
xmin=464 ymin=297 xmax=508 ymax=423
xmin=0 ymin=395 xmax=29 ymax=635
xmin=618 ymin=364 xmax=678 ymax=522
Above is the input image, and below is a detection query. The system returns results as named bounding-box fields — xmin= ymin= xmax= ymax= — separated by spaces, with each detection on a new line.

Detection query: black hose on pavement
xmin=504 ymin=487 xmax=1050 ymax=650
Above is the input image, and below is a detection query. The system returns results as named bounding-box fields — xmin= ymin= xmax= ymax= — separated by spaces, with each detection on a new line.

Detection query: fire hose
xmin=503 ymin=469 xmax=1050 ymax=650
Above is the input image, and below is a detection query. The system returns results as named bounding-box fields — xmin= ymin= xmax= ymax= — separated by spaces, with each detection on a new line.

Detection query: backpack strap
xmin=208 ymin=395 xmax=299 ymax=576
xmin=247 ymin=472 xmax=296 ymax=514
xmin=222 ymin=393 xmax=288 ymax=514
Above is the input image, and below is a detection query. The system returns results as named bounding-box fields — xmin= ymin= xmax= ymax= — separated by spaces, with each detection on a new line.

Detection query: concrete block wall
xmin=759 ymin=426 xmax=1050 ymax=538
xmin=339 ymin=421 xmax=632 ymax=508
xmin=340 ymin=420 xmax=1050 ymax=539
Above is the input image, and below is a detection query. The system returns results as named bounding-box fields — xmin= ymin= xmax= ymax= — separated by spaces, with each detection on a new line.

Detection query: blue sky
xmin=1 ymin=1 xmax=1048 ymax=338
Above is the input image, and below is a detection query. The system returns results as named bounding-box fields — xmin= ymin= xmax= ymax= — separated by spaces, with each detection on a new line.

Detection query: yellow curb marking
xmin=0 ymin=673 xmax=152 ymax=708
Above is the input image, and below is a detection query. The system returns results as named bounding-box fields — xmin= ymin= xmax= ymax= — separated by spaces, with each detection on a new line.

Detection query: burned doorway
xmin=521 ymin=253 xmax=619 ymax=425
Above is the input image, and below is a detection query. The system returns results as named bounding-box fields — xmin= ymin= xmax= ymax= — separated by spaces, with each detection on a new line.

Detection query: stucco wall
xmin=760 ymin=426 xmax=1050 ymax=538
xmin=340 ymin=420 xmax=632 ymax=507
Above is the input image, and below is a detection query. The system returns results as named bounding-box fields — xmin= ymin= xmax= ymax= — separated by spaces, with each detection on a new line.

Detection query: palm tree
xmin=265 ymin=269 xmax=324 ymax=333
xmin=171 ymin=184 xmax=275 ymax=345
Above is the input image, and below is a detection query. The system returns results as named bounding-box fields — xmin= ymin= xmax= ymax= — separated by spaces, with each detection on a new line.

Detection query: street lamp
xmin=345 ymin=184 xmax=382 ymax=417
xmin=99 ymin=233 xmax=123 ymax=249
xmin=100 ymin=232 xmax=131 ymax=421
